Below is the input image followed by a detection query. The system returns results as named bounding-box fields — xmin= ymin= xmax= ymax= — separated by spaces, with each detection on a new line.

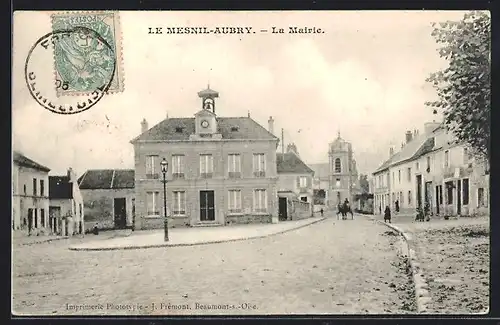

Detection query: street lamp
xmin=160 ymin=158 xmax=169 ymax=242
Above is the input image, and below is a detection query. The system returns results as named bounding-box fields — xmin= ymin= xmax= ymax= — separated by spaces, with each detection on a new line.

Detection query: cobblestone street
xmin=13 ymin=215 xmax=415 ymax=316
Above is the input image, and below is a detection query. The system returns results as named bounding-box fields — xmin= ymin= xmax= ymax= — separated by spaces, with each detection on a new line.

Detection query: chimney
xmin=424 ymin=121 xmax=441 ymax=134
xmin=247 ymin=111 xmax=251 ymax=118
xmin=389 ymin=146 xmax=394 ymax=157
xmin=286 ymin=143 xmax=299 ymax=156
xmin=67 ymin=167 xmax=74 ymax=183
xmin=405 ymin=130 xmax=413 ymax=144
xmin=141 ymin=118 xmax=148 ymax=134
xmin=268 ymin=116 xmax=275 ymax=135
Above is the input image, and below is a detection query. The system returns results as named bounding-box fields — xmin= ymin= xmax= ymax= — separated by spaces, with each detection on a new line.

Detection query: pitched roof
xmin=309 ymin=163 xmax=330 ymax=179
xmin=373 ymin=125 xmax=445 ymax=175
xmin=277 ymin=152 xmax=314 ymax=174
xmin=131 ymin=117 xmax=278 ymax=142
xmin=372 ymin=154 xmax=399 ymax=175
xmin=49 ymin=176 xmax=73 ymax=199
xmin=198 ymin=87 xmax=219 ymax=97
xmin=411 ymin=137 xmax=436 ymax=159
xmin=13 ymin=151 xmax=50 ymax=172
xmin=78 ymin=169 xmax=135 ymax=190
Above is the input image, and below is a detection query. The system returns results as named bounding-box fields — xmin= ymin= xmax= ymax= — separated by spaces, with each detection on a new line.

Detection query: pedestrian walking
xmin=395 ymin=200 xmax=400 ymax=213
xmin=320 ymin=208 xmax=324 ymax=217
xmin=384 ymin=205 xmax=392 ymax=223
xmin=92 ymin=223 xmax=99 ymax=235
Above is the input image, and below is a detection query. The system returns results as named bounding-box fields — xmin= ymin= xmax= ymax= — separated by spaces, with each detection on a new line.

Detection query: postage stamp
xmin=50 ymin=11 xmax=124 ymax=96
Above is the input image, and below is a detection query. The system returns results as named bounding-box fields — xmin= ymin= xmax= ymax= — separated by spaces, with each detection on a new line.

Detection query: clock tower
xmin=195 ymin=85 xmax=219 ymax=136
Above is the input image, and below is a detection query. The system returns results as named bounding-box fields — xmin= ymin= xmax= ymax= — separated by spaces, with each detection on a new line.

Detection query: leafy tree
xmin=425 ymin=11 xmax=491 ymax=159
xmin=359 ymin=174 xmax=370 ymax=194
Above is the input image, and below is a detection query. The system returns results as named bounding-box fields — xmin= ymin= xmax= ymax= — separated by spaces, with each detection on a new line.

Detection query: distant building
xmin=48 ymin=168 xmax=85 ymax=236
xmin=276 ymin=144 xmax=315 ymax=220
xmin=327 ymin=133 xmax=360 ymax=208
xmin=372 ymin=122 xmax=489 ymax=217
xmin=78 ymin=169 xmax=135 ymax=230
xmin=309 ymin=163 xmax=329 ymax=205
xmin=130 ymin=86 xmax=280 ymax=229
xmin=12 ymin=151 xmax=50 ymax=234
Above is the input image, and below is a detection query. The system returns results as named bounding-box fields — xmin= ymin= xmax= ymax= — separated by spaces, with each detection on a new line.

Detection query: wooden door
xmin=114 ymin=198 xmax=127 ymax=229
xmin=200 ymin=191 xmax=215 ymax=221
xmin=279 ymin=197 xmax=288 ymax=221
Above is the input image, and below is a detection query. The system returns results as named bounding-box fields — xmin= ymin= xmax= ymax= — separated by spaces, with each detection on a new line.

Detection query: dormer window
xmin=175 ymin=127 xmax=184 ymax=133
xmin=230 ymin=126 xmax=239 ymax=132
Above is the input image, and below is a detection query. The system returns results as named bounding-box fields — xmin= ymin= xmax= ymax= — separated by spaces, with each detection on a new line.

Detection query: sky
xmin=12 ymin=10 xmax=469 ymax=177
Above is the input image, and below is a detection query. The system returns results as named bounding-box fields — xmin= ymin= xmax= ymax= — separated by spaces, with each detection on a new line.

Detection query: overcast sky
xmin=13 ymin=10 xmax=469 ymax=176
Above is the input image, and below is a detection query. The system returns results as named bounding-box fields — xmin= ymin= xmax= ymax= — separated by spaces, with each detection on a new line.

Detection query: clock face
xmin=201 ymin=120 xmax=209 ymax=128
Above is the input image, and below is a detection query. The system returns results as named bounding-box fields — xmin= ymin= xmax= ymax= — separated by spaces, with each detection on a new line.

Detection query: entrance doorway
xmin=27 ymin=208 xmax=33 ymax=233
xmin=435 ymin=185 xmax=440 ymax=215
xmin=278 ymin=197 xmax=288 ymax=221
xmin=425 ymin=181 xmax=433 ymax=211
xmin=49 ymin=206 xmax=61 ymax=234
xmin=416 ymin=175 xmax=423 ymax=208
xmin=200 ymin=190 xmax=215 ymax=221
xmin=114 ymin=198 xmax=127 ymax=229
xmin=457 ymin=180 xmax=462 ymax=215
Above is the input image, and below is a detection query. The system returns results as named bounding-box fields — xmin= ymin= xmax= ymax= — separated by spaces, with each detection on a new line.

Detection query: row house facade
xmin=48 ymin=168 xmax=85 ymax=236
xmin=373 ymin=121 xmax=489 ymax=217
xmin=276 ymin=143 xmax=315 ymax=220
xmin=12 ymin=151 xmax=50 ymax=233
xmin=130 ymin=87 xmax=280 ymax=229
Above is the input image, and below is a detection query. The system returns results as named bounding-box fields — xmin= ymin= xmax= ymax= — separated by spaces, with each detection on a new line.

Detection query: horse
xmin=337 ymin=202 xmax=354 ymax=220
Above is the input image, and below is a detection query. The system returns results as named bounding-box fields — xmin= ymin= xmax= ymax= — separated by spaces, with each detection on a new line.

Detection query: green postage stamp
xmin=51 ymin=11 xmax=124 ymax=96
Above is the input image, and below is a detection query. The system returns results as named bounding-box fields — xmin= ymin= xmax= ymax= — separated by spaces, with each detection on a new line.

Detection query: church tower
xmin=328 ymin=132 xmax=355 ymax=207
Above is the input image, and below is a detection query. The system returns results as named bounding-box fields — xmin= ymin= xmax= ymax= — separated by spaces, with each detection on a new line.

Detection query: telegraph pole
xmin=281 ymin=128 xmax=285 ymax=155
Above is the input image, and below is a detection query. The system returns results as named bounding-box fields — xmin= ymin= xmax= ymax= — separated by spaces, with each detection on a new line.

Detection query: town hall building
xmin=130 ymin=86 xmax=280 ymax=229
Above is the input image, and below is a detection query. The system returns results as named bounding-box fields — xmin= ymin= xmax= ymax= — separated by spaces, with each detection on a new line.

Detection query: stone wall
xmin=289 ymin=199 xmax=312 ymax=220
xmin=225 ymin=214 xmax=272 ymax=225
xmin=141 ymin=216 xmax=190 ymax=229
xmin=80 ymin=188 xmax=135 ymax=230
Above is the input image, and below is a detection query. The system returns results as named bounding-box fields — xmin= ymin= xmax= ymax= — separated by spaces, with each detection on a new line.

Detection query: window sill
xmin=144 ymin=215 xmax=162 ymax=219
xmin=227 ymin=212 xmax=243 ymax=216
xmin=171 ymin=214 xmax=187 ymax=218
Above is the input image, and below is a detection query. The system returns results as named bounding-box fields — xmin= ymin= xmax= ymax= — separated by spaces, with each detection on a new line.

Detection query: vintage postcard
xmin=12 ymin=11 xmax=490 ymax=316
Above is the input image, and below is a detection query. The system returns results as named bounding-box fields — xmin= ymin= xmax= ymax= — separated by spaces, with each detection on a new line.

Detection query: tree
xmin=425 ymin=11 xmax=491 ymax=159
xmin=359 ymin=174 xmax=370 ymax=194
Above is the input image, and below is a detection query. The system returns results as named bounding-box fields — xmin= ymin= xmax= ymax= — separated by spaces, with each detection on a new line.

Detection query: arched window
xmin=335 ymin=158 xmax=341 ymax=173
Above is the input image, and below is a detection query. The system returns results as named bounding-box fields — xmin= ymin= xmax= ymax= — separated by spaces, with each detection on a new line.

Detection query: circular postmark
xmin=24 ymin=26 xmax=116 ymax=115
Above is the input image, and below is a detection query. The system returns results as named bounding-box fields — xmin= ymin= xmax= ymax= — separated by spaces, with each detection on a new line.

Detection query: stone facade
xmin=133 ymin=145 xmax=278 ymax=229
xmin=12 ymin=151 xmax=50 ymax=235
xmin=327 ymin=133 xmax=359 ymax=207
xmin=49 ymin=168 xmax=85 ymax=236
xmin=80 ymin=188 xmax=135 ymax=230
xmin=131 ymin=87 xmax=280 ymax=229
xmin=373 ymin=122 xmax=490 ymax=218
xmin=78 ymin=169 xmax=135 ymax=230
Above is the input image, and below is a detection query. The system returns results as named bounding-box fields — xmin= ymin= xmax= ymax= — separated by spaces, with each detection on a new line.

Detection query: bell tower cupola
xmin=194 ymin=85 xmax=219 ymax=137
xmin=197 ymin=84 xmax=219 ymax=115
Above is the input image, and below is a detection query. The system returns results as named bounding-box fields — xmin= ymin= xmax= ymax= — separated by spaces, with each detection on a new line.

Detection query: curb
xmin=375 ymin=219 xmax=432 ymax=313
xmin=69 ymin=217 xmax=327 ymax=251
xmin=16 ymin=236 xmax=70 ymax=246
